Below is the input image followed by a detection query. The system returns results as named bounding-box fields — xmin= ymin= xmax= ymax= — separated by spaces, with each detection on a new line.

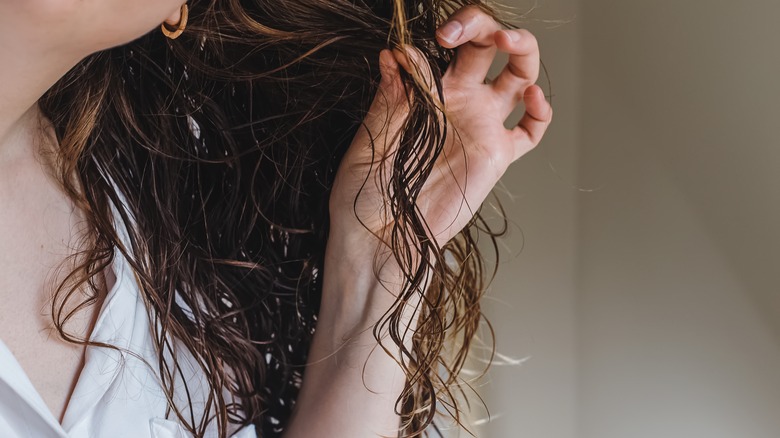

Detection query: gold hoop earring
xmin=161 ymin=4 xmax=189 ymax=40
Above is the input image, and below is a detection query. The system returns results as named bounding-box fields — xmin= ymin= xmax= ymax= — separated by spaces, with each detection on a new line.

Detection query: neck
xmin=0 ymin=40 xmax=81 ymax=167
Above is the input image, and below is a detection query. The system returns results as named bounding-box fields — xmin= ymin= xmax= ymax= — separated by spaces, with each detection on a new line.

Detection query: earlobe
xmin=163 ymin=4 xmax=184 ymax=27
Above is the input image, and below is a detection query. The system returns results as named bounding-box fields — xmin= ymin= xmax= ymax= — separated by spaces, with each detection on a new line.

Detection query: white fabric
xmin=0 ymin=190 xmax=257 ymax=438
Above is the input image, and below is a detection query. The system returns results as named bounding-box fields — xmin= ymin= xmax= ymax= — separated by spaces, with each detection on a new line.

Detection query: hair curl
xmin=38 ymin=0 xmax=520 ymax=436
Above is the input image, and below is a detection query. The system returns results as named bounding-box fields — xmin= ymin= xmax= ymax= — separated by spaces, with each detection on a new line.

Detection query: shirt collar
xmin=0 ymin=340 xmax=68 ymax=437
xmin=60 ymin=183 xmax=151 ymax=432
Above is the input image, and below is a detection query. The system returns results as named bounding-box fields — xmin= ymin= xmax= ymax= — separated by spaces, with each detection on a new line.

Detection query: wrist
xmin=320 ymin=230 xmax=401 ymax=331
xmin=283 ymin=226 xmax=435 ymax=438
xmin=317 ymin=229 xmax=433 ymax=350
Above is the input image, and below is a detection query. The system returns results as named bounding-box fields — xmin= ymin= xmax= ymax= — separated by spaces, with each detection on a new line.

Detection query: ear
xmin=163 ymin=4 xmax=184 ymax=27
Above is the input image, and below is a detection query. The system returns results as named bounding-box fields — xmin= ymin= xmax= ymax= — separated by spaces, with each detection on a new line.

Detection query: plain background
xmin=448 ymin=0 xmax=780 ymax=437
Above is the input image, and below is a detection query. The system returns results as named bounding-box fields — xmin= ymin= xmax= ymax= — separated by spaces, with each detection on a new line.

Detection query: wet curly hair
xmin=38 ymin=0 xmax=520 ymax=436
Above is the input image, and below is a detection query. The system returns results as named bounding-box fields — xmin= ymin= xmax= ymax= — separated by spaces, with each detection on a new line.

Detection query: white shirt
xmin=0 ymin=189 xmax=257 ymax=438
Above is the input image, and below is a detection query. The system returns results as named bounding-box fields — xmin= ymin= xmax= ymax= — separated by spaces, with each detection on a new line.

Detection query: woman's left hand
xmin=329 ymin=5 xmax=553 ymax=251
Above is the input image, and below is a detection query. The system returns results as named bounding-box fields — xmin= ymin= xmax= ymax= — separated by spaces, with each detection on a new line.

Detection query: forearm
xmin=282 ymin=233 xmax=428 ymax=438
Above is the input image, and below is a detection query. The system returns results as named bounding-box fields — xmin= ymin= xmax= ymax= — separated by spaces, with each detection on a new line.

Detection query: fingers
xmin=492 ymin=29 xmax=540 ymax=114
xmin=511 ymin=84 xmax=552 ymax=161
xmin=435 ymin=5 xmax=502 ymax=84
xmin=392 ymin=45 xmax=447 ymax=115
xmin=391 ymin=45 xmax=437 ymax=96
xmin=377 ymin=48 xmax=404 ymax=102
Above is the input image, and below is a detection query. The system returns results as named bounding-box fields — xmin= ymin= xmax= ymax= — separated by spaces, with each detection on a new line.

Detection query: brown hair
xmin=38 ymin=0 xmax=518 ymax=436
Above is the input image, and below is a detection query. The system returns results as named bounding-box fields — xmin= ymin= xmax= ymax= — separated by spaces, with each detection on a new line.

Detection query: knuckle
xmin=456 ymin=4 xmax=484 ymax=19
xmin=505 ymin=62 xmax=529 ymax=82
xmin=456 ymin=5 xmax=499 ymax=32
xmin=506 ymin=29 xmax=539 ymax=57
xmin=466 ymin=9 xmax=486 ymax=30
xmin=399 ymin=47 xmax=433 ymax=80
xmin=518 ymin=29 xmax=539 ymax=48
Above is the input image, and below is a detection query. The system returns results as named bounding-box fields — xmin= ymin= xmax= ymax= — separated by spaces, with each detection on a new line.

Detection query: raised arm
xmin=282 ymin=6 xmax=552 ymax=437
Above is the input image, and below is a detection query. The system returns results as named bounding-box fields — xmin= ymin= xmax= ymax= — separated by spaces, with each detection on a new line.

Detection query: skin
xmin=288 ymin=6 xmax=552 ymax=437
xmin=0 ymin=0 xmax=187 ymax=422
xmin=0 ymin=1 xmax=551 ymax=435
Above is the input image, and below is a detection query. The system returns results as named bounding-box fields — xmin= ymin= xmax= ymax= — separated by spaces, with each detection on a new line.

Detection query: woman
xmin=0 ymin=0 xmax=551 ymax=437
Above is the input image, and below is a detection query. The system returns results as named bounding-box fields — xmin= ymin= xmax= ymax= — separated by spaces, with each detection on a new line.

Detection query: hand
xmin=290 ymin=8 xmax=553 ymax=438
xmin=329 ymin=5 xmax=553 ymax=253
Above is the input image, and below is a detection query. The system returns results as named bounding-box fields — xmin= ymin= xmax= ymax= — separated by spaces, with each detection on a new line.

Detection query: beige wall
xmin=470 ymin=0 xmax=581 ymax=436
xmin=577 ymin=1 xmax=780 ymax=437
xmin=471 ymin=0 xmax=780 ymax=437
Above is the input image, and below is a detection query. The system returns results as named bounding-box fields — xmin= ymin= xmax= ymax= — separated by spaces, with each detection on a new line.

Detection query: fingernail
xmin=437 ymin=20 xmax=463 ymax=43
